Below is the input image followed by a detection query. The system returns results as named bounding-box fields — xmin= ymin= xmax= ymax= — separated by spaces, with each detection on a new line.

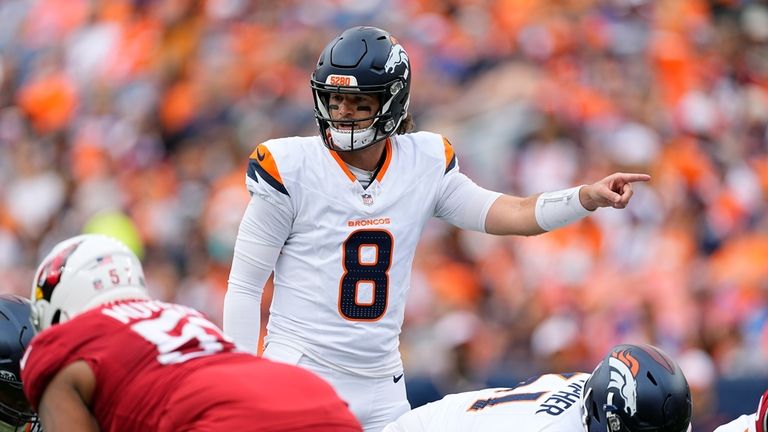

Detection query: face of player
xmin=327 ymin=92 xmax=381 ymax=131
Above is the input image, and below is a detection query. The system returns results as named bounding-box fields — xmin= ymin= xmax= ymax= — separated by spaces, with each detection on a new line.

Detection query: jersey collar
xmin=329 ymin=138 xmax=393 ymax=185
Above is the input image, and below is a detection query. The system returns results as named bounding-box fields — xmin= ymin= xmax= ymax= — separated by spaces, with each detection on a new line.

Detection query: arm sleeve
xmin=21 ymin=330 xmax=60 ymax=410
xmin=223 ymin=192 xmax=292 ymax=354
xmin=21 ymin=324 xmax=96 ymax=412
xmin=433 ymin=170 xmax=502 ymax=232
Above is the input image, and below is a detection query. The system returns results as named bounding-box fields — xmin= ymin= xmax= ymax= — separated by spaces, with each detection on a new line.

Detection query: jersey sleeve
xmin=226 ymin=143 xmax=294 ymax=353
xmin=433 ymin=137 xmax=502 ymax=232
xmin=21 ymin=324 xmax=95 ymax=411
xmin=246 ymin=143 xmax=292 ymax=205
xmin=714 ymin=414 xmax=757 ymax=432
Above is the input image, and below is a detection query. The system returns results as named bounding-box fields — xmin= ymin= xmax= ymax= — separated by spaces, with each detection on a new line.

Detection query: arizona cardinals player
xmin=23 ymin=234 xmax=361 ymax=432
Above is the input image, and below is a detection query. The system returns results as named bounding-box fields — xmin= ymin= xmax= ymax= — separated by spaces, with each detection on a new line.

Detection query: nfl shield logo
xmin=361 ymin=193 xmax=374 ymax=206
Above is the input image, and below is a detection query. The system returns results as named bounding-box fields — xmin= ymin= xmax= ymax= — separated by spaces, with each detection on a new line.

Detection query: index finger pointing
xmin=619 ymin=173 xmax=651 ymax=183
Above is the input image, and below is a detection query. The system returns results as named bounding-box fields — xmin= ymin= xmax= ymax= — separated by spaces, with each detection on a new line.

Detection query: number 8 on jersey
xmin=339 ymin=229 xmax=393 ymax=321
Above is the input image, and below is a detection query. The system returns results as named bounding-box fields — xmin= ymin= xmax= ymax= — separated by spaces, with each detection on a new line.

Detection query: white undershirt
xmin=346 ymin=164 xmax=375 ymax=188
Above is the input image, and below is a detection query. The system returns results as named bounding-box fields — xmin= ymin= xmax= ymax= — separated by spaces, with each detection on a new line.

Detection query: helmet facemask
xmin=0 ymin=401 xmax=37 ymax=432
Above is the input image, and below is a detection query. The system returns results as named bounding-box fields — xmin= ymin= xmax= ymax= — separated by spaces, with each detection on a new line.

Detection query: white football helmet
xmin=31 ymin=234 xmax=150 ymax=330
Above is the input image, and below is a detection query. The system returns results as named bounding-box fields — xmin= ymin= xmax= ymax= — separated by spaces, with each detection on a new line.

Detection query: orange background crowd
xmin=0 ymin=0 xmax=766 ymax=428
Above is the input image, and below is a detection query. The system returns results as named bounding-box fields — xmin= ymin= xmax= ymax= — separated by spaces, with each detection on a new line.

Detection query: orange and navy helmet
xmin=581 ymin=344 xmax=691 ymax=432
xmin=310 ymin=26 xmax=411 ymax=152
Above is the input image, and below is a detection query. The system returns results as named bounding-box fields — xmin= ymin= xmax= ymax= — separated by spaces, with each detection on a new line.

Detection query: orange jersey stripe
xmin=250 ymin=144 xmax=285 ymax=186
xmin=443 ymin=137 xmax=457 ymax=173
xmin=374 ymin=139 xmax=393 ymax=182
xmin=329 ymin=149 xmax=357 ymax=182
xmin=328 ymin=138 xmax=393 ymax=183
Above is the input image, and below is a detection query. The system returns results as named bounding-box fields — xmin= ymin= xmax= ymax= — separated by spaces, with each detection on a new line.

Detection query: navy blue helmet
xmin=0 ymin=295 xmax=38 ymax=431
xmin=582 ymin=344 xmax=691 ymax=432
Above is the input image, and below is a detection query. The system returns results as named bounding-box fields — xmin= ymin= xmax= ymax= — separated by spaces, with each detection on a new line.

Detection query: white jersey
xmin=229 ymin=131 xmax=500 ymax=376
xmin=714 ymin=414 xmax=757 ymax=432
xmin=384 ymin=373 xmax=589 ymax=432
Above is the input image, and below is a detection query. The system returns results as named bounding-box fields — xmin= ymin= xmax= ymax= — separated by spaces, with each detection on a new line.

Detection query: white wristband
xmin=534 ymin=185 xmax=592 ymax=231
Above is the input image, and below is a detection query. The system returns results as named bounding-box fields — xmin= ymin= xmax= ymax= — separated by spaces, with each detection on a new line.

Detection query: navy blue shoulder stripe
xmin=247 ymin=159 xmax=259 ymax=183
xmin=445 ymin=154 xmax=457 ymax=174
xmin=248 ymin=159 xmax=289 ymax=196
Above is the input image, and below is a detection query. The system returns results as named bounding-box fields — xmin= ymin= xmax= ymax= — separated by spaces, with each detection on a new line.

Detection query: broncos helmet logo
xmin=385 ymin=44 xmax=409 ymax=79
xmin=607 ymin=350 xmax=639 ymax=416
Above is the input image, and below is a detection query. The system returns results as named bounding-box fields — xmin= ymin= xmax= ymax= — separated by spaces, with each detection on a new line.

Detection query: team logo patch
xmin=327 ymin=74 xmax=358 ymax=87
xmin=385 ymin=44 xmax=409 ymax=79
xmin=607 ymin=350 xmax=639 ymax=416
xmin=361 ymin=193 xmax=374 ymax=206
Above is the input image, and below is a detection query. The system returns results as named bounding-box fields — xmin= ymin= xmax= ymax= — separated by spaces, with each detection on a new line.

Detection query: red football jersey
xmin=22 ymin=299 xmax=360 ymax=432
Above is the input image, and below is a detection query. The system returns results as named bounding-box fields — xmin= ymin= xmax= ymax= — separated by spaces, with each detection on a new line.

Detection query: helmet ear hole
xmin=646 ymin=371 xmax=658 ymax=386
xmin=51 ymin=310 xmax=61 ymax=326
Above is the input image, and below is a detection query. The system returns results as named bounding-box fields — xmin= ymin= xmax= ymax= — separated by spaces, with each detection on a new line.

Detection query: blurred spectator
xmin=0 ymin=1 xmax=766 ymax=428
xmin=679 ymin=347 xmax=728 ymax=432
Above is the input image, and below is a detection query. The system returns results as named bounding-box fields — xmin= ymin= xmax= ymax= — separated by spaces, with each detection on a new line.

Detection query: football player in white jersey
xmin=714 ymin=389 xmax=768 ymax=432
xmin=383 ymin=344 xmax=691 ymax=432
xmin=224 ymin=25 xmax=651 ymax=431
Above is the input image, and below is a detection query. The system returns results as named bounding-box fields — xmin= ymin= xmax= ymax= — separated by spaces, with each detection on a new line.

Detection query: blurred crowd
xmin=1 ymin=0 xmax=767 ymax=427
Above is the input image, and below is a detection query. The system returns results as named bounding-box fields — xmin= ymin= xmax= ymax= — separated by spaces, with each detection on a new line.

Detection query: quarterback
xmin=224 ymin=25 xmax=650 ymax=431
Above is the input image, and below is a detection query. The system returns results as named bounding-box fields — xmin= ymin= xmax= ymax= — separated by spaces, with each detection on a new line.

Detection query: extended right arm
xmin=224 ymin=193 xmax=291 ymax=354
